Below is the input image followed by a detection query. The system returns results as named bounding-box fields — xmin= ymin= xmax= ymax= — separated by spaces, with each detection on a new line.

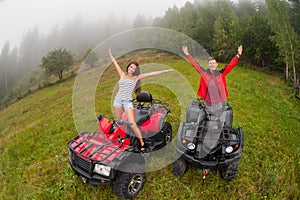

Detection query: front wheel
xmin=219 ymin=159 xmax=240 ymax=181
xmin=113 ymin=163 xmax=146 ymax=199
xmin=172 ymin=156 xmax=187 ymax=176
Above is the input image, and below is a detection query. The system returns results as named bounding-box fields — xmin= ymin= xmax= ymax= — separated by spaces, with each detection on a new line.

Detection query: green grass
xmin=0 ymin=52 xmax=299 ymax=200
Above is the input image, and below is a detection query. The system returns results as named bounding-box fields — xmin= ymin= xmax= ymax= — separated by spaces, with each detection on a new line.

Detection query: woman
xmin=109 ymin=48 xmax=173 ymax=152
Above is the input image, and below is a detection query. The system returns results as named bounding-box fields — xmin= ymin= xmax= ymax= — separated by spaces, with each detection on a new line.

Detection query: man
xmin=182 ymin=45 xmax=243 ymax=105
xmin=182 ymin=45 xmax=243 ymax=157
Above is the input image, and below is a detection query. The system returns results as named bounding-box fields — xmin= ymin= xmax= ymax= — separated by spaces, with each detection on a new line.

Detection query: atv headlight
xmin=187 ymin=143 xmax=196 ymax=150
xmin=94 ymin=164 xmax=111 ymax=176
xmin=225 ymin=146 xmax=234 ymax=153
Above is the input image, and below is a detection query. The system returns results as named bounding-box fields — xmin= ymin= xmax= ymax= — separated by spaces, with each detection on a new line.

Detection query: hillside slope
xmin=0 ymin=55 xmax=299 ymax=200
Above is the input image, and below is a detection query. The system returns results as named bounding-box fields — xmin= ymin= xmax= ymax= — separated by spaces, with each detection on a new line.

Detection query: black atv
xmin=172 ymin=98 xmax=244 ymax=183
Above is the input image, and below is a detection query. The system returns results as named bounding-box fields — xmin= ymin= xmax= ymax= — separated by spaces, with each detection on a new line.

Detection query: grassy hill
xmin=0 ymin=52 xmax=299 ymax=200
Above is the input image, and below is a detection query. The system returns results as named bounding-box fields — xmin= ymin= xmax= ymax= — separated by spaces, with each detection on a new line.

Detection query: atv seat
xmin=136 ymin=91 xmax=153 ymax=102
xmin=134 ymin=109 xmax=150 ymax=125
xmin=134 ymin=91 xmax=153 ymax=125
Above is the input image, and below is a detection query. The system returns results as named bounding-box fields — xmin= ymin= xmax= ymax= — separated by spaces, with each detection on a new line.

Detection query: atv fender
xmin=98 ymin=118 xmax=112 ymax=134
xmin=158 ymin=110 xmax=170 ymax=131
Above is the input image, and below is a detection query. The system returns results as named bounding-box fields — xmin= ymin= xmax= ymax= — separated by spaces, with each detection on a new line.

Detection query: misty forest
xmin=0 ymin=0 xmax=299 ymax=108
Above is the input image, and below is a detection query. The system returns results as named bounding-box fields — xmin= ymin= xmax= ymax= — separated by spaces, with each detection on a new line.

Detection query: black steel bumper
xmin=179 ymin=149 xmax=242 ymax=168
xmin=68 ymin=157 xmax=112 ymax=186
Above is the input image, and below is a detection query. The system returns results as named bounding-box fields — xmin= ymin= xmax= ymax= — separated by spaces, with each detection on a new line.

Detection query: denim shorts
xmin=113 ymin=99 xmax=134 ymax=110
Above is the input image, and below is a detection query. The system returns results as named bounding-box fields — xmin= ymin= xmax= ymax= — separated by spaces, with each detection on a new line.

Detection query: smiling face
xmin=127 ymin=63 xmax=137 ymax=74
xmin=126 ymin=61 xmax=139 ymax=76
xmin=208 ymin=58 xmax=218 ymax=71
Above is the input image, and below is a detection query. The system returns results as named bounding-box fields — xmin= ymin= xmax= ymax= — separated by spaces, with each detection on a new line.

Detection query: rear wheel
xmin=172 ymin=156 xmax=187 ymax=176
xmin=219 ymin=159 xmax=240 ymax=181
xmin=162 ymin=122 xmax=172 ymax=145
xmin=113 ymin=163 xmax=146 ymax=199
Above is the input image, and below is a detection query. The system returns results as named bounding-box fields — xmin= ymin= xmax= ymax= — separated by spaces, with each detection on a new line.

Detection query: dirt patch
xmin=269 ymin=76 xmax=280 ymax=85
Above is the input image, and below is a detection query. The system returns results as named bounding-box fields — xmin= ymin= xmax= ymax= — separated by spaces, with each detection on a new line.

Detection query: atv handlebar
xmin=115 ymin=120 xmax=133 ymax=126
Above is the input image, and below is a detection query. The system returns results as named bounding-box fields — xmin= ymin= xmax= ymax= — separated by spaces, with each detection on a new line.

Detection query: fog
xmin=0 ymin=0 xmax=193 ymax=101
xmin=0 ymin=0 xmax=190 ymax=48
xmin=0 ymin=0 xmax=271 ymax=103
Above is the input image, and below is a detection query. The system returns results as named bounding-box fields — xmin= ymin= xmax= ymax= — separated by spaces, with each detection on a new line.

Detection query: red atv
xmin=67 ymin=91 xmax=172 ymax=199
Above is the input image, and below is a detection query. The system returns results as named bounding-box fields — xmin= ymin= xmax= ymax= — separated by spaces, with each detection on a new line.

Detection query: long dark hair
xmin=126 ymin=61 xmax=141 ymax=95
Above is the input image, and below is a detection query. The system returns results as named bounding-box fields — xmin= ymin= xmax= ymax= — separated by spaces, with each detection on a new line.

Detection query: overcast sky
xmin=0 ymin=0 xmax=191 ymax=49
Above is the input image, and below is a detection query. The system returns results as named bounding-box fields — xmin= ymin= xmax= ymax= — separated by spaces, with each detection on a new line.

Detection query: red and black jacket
xmin=186 ymin=55 xmax=239 ymax=101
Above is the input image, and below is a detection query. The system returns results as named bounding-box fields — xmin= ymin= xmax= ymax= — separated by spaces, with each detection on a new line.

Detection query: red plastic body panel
xmin=119 ymin=108 xmax=166 ymax=134
xmin=98 ymin=118 xmax=112 ymax=134
xmin=69 ymin=105 xmax=169 ymax=164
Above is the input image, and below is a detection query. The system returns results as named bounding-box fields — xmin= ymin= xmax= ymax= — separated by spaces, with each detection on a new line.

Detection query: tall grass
xmin=0 ymin=52 xmax=299 ymax=199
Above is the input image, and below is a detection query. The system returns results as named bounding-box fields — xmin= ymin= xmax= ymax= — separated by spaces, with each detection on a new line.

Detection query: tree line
xmin=154 ymin=0 xmax=300 ymax=95
xmin=0 ymin=0 xmax=299 ymax=106
xmin=152 ymin=0 xmax=299 ymax=96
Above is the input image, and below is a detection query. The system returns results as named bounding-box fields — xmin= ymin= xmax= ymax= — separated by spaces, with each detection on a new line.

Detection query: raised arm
xmin=109 ymin=48 xmax=125 ymax=77
xmin=182 ymin=46 xmax=205 ymax=75
xmin=221 ymin=45 xmax=243 ymax=75
xmin=136 ymin=69 xmax=173 ymax=80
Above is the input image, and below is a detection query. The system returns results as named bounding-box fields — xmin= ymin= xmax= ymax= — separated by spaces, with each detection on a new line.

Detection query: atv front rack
xmin=183 ymin=123 xmax=241 ymax=146
xmin=67 ymin=131 xmax=130 ymax=164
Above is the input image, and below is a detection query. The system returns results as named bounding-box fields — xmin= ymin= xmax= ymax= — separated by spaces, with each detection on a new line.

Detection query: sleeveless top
xmin=115 ymin=78 xmax=136 ymax=101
